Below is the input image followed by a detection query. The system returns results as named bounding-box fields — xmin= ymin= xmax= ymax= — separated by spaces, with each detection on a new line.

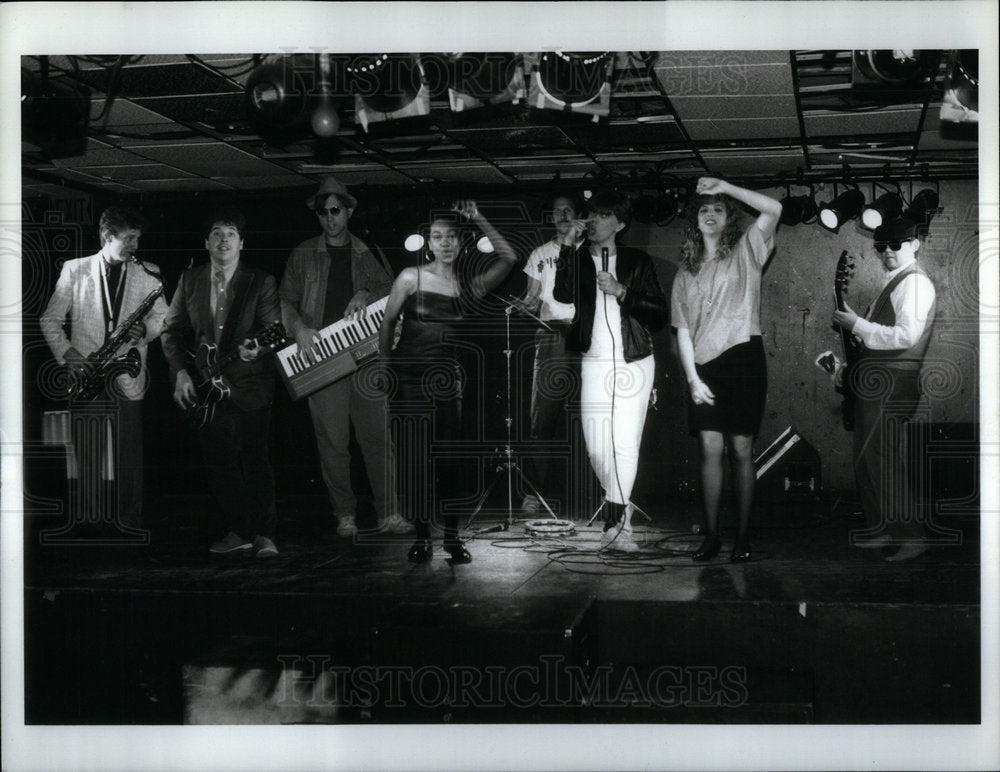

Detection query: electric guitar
xmin=183 ymin=321 xmax=286 ymax=428
xmin=834 ymin=250 xmax=862 ymax=431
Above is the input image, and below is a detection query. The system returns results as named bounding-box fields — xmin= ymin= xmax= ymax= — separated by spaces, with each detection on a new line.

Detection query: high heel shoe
xmin=407 ymin=539 xmax=433 ymax=563
xmin=692 ymin=533 xmax=721 ymax=562
xmin=730 ymin=536 xmax=752 ymax=563
xmin=444 ymin=540 xmax=472 ymax=564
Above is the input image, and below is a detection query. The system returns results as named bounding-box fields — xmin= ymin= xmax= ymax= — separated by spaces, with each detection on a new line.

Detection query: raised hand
xmin=695 ymin=177 xmax=729 ymax=196
xmin=452 ymin=199 xmax=481 ymax=221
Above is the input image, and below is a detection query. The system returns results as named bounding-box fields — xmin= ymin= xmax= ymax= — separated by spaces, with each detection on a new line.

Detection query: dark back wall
xmin=21 ymin=180 xmax=979 ymax=515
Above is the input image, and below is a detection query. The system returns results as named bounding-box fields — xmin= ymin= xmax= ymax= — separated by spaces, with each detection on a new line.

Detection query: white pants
xmin=580 ymin=354 xmax=655 ymax=504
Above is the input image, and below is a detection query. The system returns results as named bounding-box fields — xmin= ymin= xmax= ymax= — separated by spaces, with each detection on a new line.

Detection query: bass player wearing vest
xmin=162 ymin=207 xmax=282 ymax=557
xmin=832 ymin=217 xmax=936 ymax=562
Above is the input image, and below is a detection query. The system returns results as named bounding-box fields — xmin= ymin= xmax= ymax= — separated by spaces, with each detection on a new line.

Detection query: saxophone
xmin=68 ymin=259 xmax=165 ymax=402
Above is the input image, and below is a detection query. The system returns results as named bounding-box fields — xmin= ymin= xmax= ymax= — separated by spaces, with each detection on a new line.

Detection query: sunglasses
xmin=874 ymin=239 xmax=911 ymax=253
xmin=316 ymin=205 xmax=343 ymax=217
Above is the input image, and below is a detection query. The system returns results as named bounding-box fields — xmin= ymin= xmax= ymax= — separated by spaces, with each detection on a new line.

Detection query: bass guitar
xmin=183 ymin=321 xmax=286 ymax=428
xmin=834 ymin=249 xmax=862 ymax=431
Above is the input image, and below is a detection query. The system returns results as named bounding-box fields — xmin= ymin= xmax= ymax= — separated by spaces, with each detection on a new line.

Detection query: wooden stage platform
xmin=23 ymin=494 xmax=980 ymax=725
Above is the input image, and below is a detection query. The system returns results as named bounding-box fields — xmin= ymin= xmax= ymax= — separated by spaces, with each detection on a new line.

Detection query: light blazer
xmin=40 ymin=252 xmax=168 ymax=401
xmin=161 ymin=261 xmax=282 ymax=412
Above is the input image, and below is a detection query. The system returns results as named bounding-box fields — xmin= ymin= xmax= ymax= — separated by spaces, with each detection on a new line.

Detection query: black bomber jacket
xmin=552 ymin=242 xmax=669 ymax=362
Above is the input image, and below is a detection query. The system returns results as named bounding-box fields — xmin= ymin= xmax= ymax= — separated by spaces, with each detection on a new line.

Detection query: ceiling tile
xmin=700 ymin=150 xmax=805 ymax=176
xmin=128 ymin=142 xmax=289 ymax=177
xmin=130 ymin=178 xmax=232 ymax=191
xmin=90 ymin=98 xmax=175 ymax=126
xmin=402 ymin=164 xmax=515 ymax=184
xmin=70 ymin=163 xmax=197 ymax=181
xmin=683 ymin=117 xmax=801 ymax=141
xmin=803 ymin=109 xmax=923 ymax=137
xmin=671 ymin=95 xmax=799 ymax=121
xmin=51 ymin=144 xmax=157 ymax=169
xmin=296 ymin=169 xmax=418 ymax=186
xmin=211 ymin=175 xmax=314 ymax=190
xmin=131 ymin=94 xmax=247 ymax=125
xmin=495 ymin=159 xmax=602 ymax=179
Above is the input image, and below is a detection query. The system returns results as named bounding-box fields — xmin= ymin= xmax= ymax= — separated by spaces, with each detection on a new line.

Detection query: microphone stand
xmin=466 ymin=294 xmax=558 ymax=534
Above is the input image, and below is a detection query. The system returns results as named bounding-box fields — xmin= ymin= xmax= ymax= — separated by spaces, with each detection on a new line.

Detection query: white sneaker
xmin=600 ymin=523 xmax=640 ymax=553
xmin=253 ymin=536 xmax=279 ymax=558
xmin=336 ymin=515 xmax=358 ymax=537
xmin=378 ymin=513 xmax=413 ymax=534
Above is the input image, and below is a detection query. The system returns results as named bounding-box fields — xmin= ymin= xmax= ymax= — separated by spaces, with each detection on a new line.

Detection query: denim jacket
xmin=279 ymin=232 xmax=393 ymax=338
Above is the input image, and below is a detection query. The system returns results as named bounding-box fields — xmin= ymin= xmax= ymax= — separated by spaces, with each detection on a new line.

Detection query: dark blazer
xmin=553 ymin=243 xmax=669 ymax=362
xmin=162 ymin=262 xmax=282 ymax=411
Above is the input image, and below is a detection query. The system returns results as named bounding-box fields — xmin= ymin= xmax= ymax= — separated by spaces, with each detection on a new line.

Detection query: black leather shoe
xmin=692 ymin=534 xmax=721 ymax=562
xmin=407 ymin=539 xmax=433 ymax=563
xmin=444 ymin=541 xmax=472 ymax=564
xmin=730 ymin=537 xmax=752 ymax=563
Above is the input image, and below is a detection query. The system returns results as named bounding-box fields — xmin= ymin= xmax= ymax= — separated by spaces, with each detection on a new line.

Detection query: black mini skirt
xmin=689 ymin=336 xmax=767 ymax=436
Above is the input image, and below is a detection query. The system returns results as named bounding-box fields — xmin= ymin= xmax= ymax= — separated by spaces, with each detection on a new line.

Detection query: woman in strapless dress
xmin=378 ymin=200 xmax=517 ymax=564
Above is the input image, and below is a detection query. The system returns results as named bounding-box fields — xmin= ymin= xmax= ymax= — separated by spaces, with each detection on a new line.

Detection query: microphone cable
xmin=600 ymin=245 xmax=629 ymax=549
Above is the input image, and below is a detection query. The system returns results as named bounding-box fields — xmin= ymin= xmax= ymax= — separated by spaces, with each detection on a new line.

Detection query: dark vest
xmin=859 ymin=264 xmax=935 ymax=369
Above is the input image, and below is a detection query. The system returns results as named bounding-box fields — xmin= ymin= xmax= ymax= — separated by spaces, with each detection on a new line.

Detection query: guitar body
xmin=834 ymin=250 xmax=861 ymax=431
xmin=185 ymin=343 xmax=233 ymax=429
xmin=181 ymin=321 xmax=286 ymax=428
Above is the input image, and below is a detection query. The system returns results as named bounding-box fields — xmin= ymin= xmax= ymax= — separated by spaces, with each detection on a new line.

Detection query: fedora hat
xmin=873 ymin=217 xmax=918 ymax=244
xmin=306 ymin=177 xmax=358 ymax=210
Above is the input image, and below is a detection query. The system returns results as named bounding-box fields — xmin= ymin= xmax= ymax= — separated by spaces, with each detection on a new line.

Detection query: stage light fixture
xmin=350 ymin=54 xmax=431 ymax=131
xmin=421 ymin=53 xmax=525 ymax=112
xmin=861 ymin=192 xmax=904 ymax=230
xmin=941 ymin=49 xmax=978 ymax=124
xmin=779 ymin=193 xmax=819 ymax=227
xmin=853 ymin=50 xmax=941 ymax=85
xmin=245 ymin=57 xmax=310 ymax=129
xmin=631 ymin=194 xmax=657 ymax=224
xmin=528 ymin=51 xmax=614 ymax=119
xmin=404 ymin=233 xmax=425 ymax=252
xmin=904 ymin=188 xmax=940 ymax=233
xmin=819 ymin=189 xmax=865 ymax=232
xmin=477 ymin=235 xmax=495 ymax=253
xmin=653 ymin=192 xmax=679 ymax=224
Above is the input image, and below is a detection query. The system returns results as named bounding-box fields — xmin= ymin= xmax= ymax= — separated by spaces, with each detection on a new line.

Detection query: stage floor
xmin=23 ymin=494 xmax=981 ymax=725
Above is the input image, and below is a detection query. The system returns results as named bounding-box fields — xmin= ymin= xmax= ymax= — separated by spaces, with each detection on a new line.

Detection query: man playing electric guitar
xmin=184 ymin=319 xmax=286 ymax=429
xmin=161 ymin=206 xmax=283 ymax=557
xmin=832 ymin=218 xmax=936 ymax=562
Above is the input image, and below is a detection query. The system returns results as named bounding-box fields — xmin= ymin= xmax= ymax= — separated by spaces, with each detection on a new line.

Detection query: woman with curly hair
xmin=378 ymin=200 xmax=517 ymax=564
xmin=670 ymin=177 xmax=782 ymax=562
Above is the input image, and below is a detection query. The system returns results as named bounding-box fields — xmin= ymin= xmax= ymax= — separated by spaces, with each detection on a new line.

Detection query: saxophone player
xmin=40 ymin=206 xmax=169 ymax=535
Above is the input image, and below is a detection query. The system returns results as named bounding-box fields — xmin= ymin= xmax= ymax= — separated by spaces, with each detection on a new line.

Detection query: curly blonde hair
xmin=680 ymin=194 xmax=743 ymax=274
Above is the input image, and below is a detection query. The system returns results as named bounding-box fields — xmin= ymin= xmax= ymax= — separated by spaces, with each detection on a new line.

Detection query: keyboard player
xmin=279 ymin=177 xmax=409 ymax=537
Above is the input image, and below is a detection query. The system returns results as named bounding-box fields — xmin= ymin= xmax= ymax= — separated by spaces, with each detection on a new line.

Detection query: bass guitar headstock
xmin=834 ymin=249 xmax=857 ymax=312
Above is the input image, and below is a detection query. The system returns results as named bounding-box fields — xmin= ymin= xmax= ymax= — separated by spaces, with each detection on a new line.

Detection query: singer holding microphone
xmin=670 ymin=178 xmax=782 ymax=562
xmin=552 ymin=190 xmax=669 ymax=551
xmin=378 ymin=200 xmax=517 ymax=564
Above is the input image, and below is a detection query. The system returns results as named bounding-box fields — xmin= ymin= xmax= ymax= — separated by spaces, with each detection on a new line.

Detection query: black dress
xmin=389 ymin=288 xmax=465 ymax=540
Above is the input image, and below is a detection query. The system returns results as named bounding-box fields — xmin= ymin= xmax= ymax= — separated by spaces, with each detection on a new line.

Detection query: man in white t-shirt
xmin=519 ymin=193 xmax=586 ymax=514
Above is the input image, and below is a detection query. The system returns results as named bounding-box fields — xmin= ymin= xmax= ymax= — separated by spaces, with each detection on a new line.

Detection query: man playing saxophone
xmin=41 ymin=206 xmax=169 ymax=535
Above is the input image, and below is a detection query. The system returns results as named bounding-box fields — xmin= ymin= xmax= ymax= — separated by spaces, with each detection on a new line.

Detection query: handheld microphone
xmin=601 ymin=247 xmax=609 ymax=273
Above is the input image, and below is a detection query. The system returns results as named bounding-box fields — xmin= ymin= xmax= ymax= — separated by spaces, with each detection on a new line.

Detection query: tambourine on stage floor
xmin=23 ymin=493 xmax=980 ymax=726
